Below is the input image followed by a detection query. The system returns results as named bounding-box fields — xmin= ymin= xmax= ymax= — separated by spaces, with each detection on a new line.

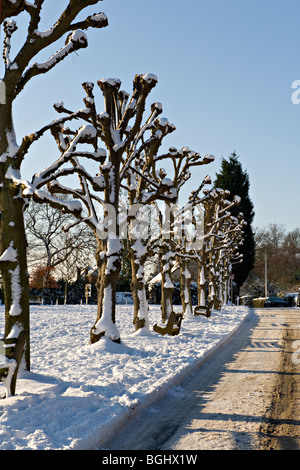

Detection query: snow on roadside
xmin=0 ymin=304 xmax=250 ymax=450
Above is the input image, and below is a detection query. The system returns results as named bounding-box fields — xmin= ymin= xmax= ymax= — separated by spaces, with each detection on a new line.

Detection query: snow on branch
xmin=67 ymin=12 xmax=108 ymax=32
xmin=0 ymin=242 xmax=18 ymax=263
xmin=3 ymin=1 xmax=109 ymax=98
xmin=16 ymin=107 xmax=95 ymax=166
xmin=15 ymin=30 xmax=88 ymax=95
xmin=31 ymin=123 xmax=100 ymax=188
xmin=2 ymin=19 xmax=18 ymax=69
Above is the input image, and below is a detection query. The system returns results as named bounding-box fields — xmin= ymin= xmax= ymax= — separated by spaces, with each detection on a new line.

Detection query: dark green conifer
xmin=213 ymin=152 xmax=255 ymax=290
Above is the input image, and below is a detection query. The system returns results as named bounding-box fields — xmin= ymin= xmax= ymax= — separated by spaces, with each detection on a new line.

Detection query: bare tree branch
xmin=3 ymin=1 xmax=108 ymax=98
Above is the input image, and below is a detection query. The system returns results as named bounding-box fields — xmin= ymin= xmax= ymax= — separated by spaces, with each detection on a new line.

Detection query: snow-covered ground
xmin=0 ymin=304 xmax=250 ymax=450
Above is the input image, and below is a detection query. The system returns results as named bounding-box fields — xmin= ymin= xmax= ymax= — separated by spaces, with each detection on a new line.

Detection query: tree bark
xmin=90 ymin=162 xmax=122 ymax=343
xmin=180 ymin=259 xmax=193 ymax=317
xmin=90 ymin=234 xmax=122 ymax=343
xmin=0 ymin=97 xmax=30 ymax=369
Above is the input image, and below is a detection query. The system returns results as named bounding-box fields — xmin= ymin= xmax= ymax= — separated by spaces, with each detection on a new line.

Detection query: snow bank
xmin=0 ymin=304 xmax=250 ymax=450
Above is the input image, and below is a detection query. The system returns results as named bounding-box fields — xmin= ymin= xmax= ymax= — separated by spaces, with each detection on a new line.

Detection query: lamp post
xmin=265 ymin=250 xmax=268 ymax=298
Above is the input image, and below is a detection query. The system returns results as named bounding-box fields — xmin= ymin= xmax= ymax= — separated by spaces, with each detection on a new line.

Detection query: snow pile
xmin=0 ymin=304 xmax=250 ymax=450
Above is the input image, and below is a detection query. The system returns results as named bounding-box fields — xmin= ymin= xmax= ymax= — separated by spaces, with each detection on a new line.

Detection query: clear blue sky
xmin=3 ymin=0 xmax=300 ymax=231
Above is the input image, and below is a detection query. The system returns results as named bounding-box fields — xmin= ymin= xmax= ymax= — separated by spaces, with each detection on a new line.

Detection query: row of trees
xmin=24 ymin=155 xmax=254 ymax=310
xmin=0 ymin=2 xmax=250 ymax=385
xmin=18 ymin=74 xmax=247 ymax=345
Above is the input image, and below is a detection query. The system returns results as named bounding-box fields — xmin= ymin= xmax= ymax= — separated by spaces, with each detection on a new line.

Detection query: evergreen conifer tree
xmin=213 ymin=152 xmax=255 ymax=290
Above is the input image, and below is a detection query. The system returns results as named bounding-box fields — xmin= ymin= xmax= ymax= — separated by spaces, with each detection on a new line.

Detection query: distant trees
xmin=251 ymin=223 xmax=300 ymax=293
xmin=14 ymin=70 xmax=247 ymax=345
xmin=25 ymin=200 xmax=95 ymax=268
xmin=193 ymin=187 xmax=245 ymax=315
xmin=25 ymin=200 xmax=96 ymax=303
xmin=213 ymin=152 xmax=255 ymax=291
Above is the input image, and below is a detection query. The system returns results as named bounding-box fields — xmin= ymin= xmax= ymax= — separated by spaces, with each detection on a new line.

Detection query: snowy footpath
xmin=0 ymin=304 xmax=250 ymax=450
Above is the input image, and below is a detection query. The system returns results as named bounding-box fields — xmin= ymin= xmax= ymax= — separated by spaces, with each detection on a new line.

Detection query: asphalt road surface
xmin=100 ymin=308 xmax=300 ymax=450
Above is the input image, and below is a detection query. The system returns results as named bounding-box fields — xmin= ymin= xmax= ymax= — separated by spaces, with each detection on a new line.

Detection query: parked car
xmin=264 ymin=296 xmax=288 ymax=308
xmin=284 ymin=293 xmax=298 ymax=307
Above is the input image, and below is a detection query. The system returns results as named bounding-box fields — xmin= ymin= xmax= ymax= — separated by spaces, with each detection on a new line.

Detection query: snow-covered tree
xmin=124 ymin=117 xmax=179 ymax=332
xmin=18 ymin=74 xmax=184 ymax=343
xmin=155 ymin=152 xmax=214 ymax=324
xmin=0 ymin=1 xmax=108 ymax=369
xmin=123 ymin=123 xmax=214 ymax=331
xmin=197 ymin=188 xmax=245 ymax=314
xmin=25 ymin=199 xmax=95 ymax=304
xmin=175 ymin=177 xmax=212 ymax=317
xmin=219 ymin=212 xmax=245 ymax=305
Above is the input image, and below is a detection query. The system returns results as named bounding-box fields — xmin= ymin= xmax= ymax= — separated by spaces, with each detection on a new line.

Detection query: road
xmin=101 ymin=308 xmax=300 ymax=450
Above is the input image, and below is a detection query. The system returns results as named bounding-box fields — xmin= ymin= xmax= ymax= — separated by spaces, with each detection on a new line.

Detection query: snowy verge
xmin=0 ymin=304 xmax=251 ymax=450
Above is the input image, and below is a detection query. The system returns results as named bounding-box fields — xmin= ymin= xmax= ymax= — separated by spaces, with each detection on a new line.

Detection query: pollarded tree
xmin=124 ymin=115 xmax=178 ymax=332
xmin=25 ymin=199 xmax=96 ymax=303
xmin=18 ymin=74 xmax=180 ymax=344
xmin=218 ymin=213 xmax=245 ymax=305
xmin=195 ymin=188 xmax=244 ymax=315
xmin=174 ymin=176 xmax=212 ymax=317
xmin=125 ymin=136 xmax=214 ymax=330
xmin=0 ymin=0 xmax=108 ymax=370
xmin=153 ymin=153 xmax=214 ymax=325
xmin=207 ymin=208 xmax=245 ymax=310
xmin=25 ymin=199 xmax=94 ymax=269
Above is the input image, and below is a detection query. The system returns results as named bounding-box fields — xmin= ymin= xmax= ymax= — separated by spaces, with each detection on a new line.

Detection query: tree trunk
xmin=64 ymin=278 xmax=68 ymax=305
xmin=90 ymin=234 xmax=122 ymax=344
xmin=180 ymin=259 xmax=193 ymax=317
xmin=222 ymin=258 xmax=229 ymax=305
xmin=130 ymin=255 xmax=149 ymax=331
xmin=90 ymin=160 xmax=122 ymax=343
xmin=0 ymin=98 xmax=30 ymax=369
xmin=207 ymin=253 xmax=216 ymax=315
